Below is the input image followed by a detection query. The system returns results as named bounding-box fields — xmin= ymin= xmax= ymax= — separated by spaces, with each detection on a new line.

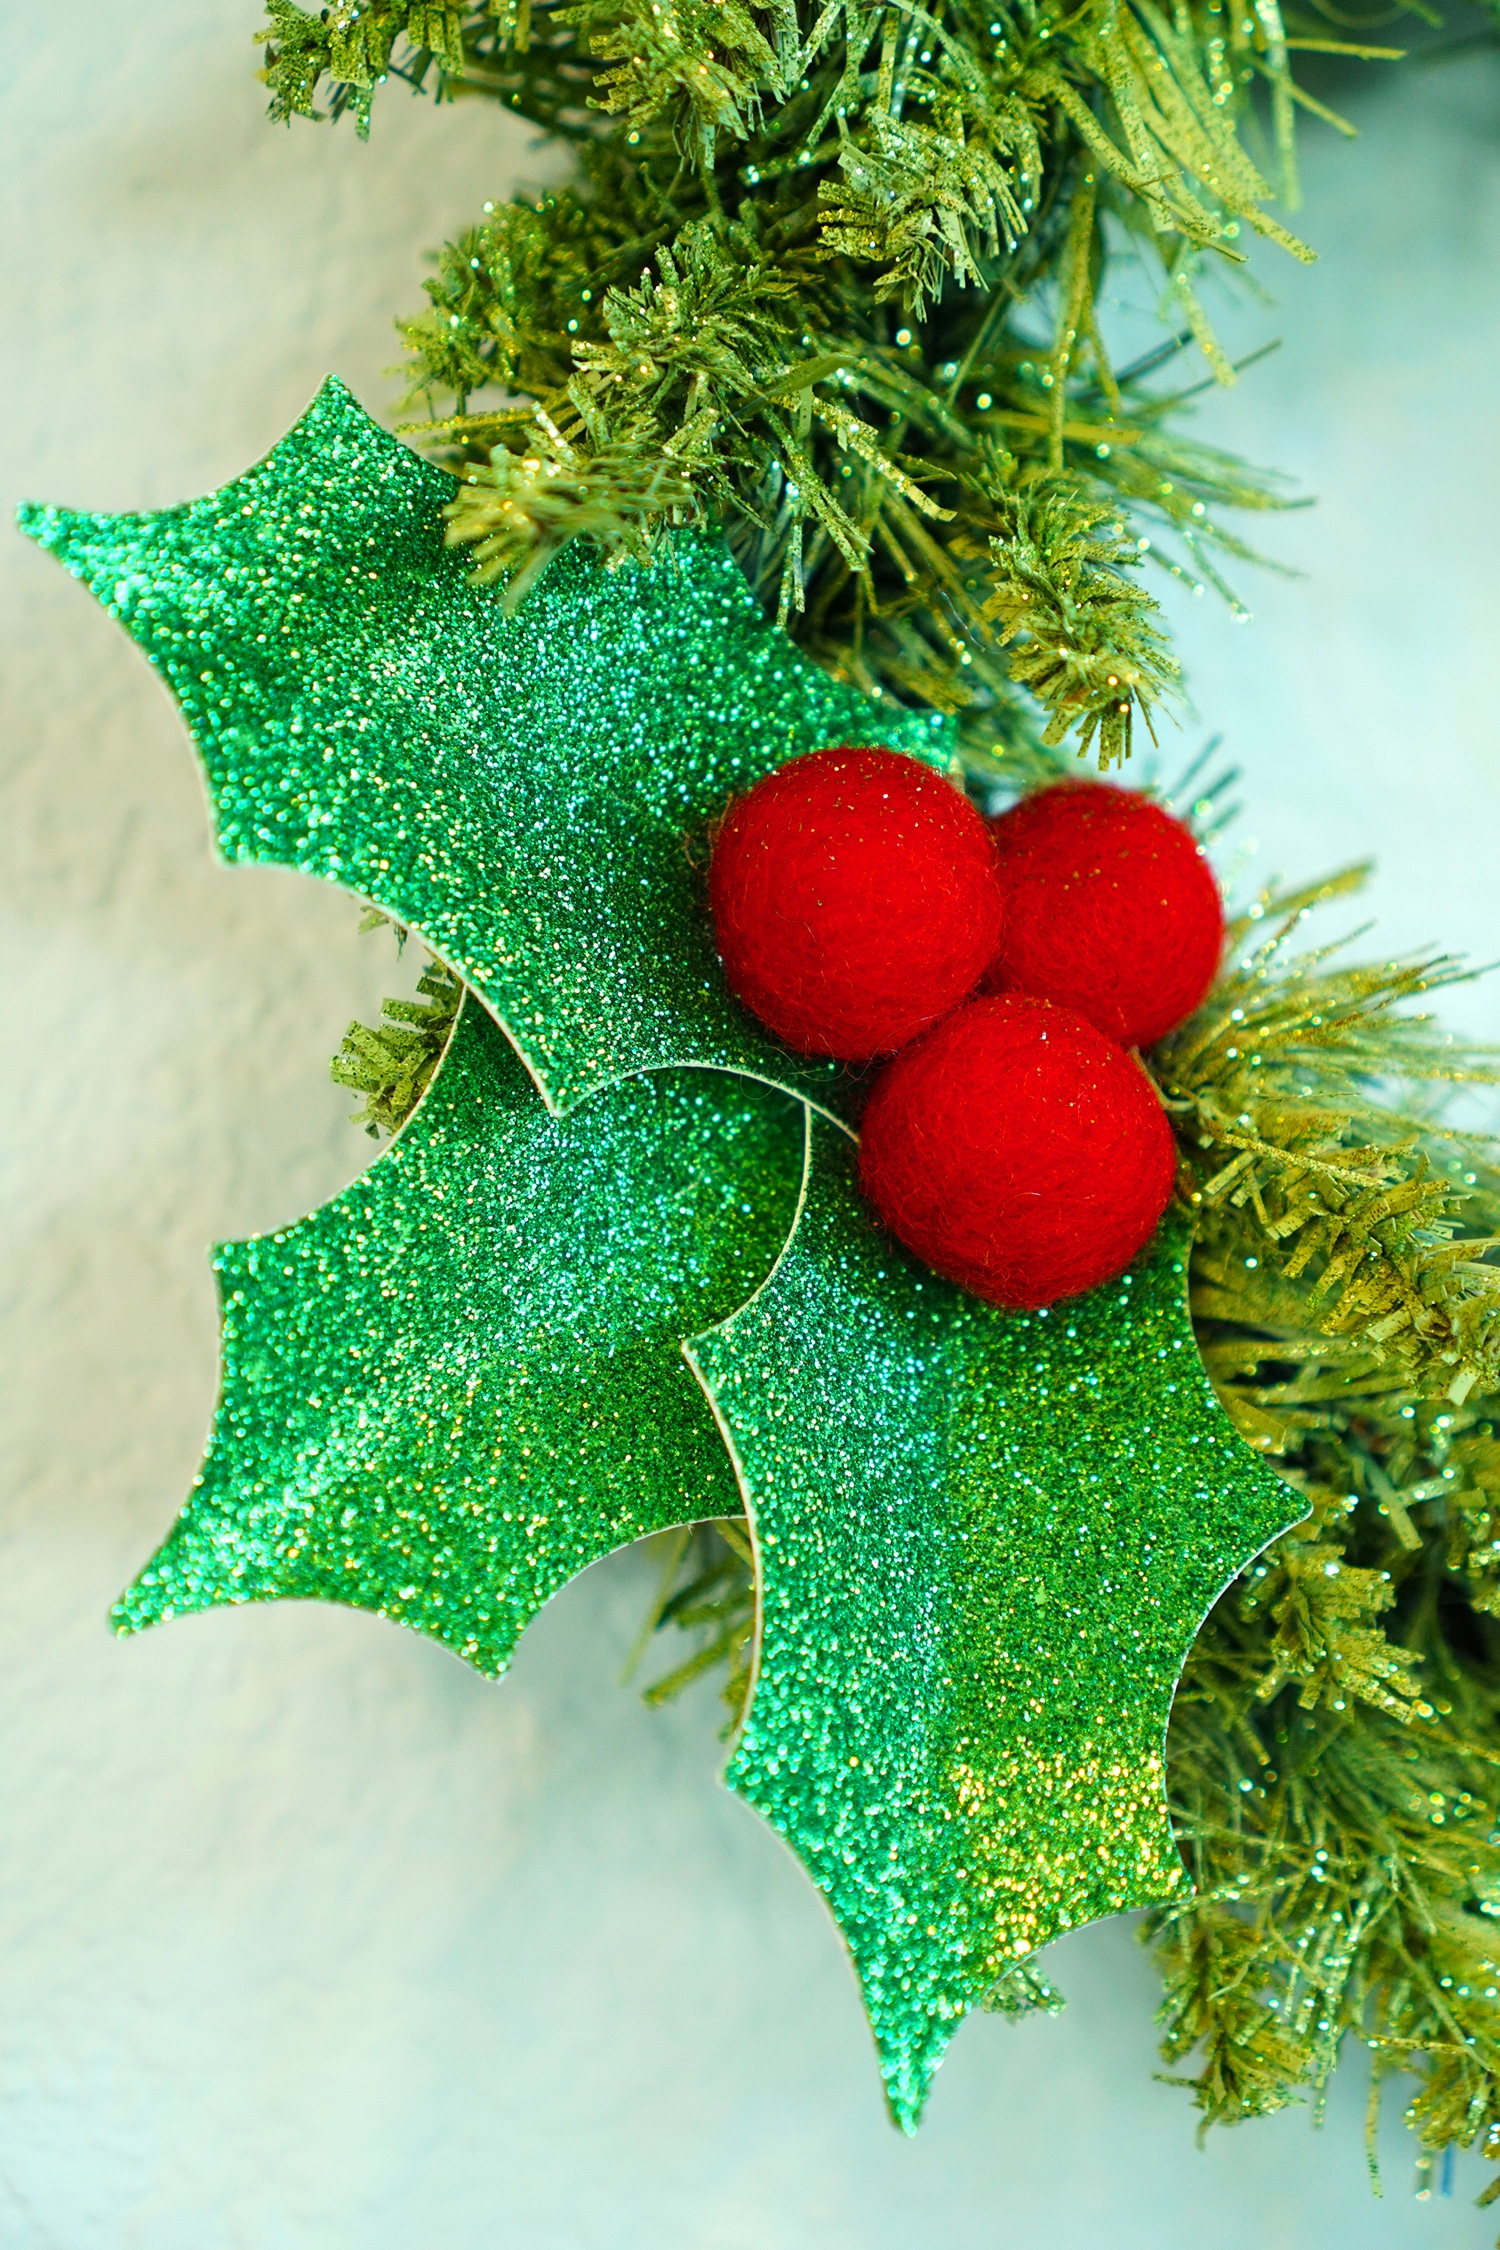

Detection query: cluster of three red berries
xmin=708 ymin=748 xmax=1224 ymax=1309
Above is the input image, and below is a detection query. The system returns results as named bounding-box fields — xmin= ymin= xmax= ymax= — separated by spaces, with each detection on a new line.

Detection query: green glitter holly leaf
xmin=18 ymin=378 xmax=948 ymax=1121
xmin=26 ymin=386 xmax=1301 ymax=2133
xmin=686 ymin=1121 xmax=1305 ymax=2130
xmin=114 ymin=993 xmax=805 ymax=1674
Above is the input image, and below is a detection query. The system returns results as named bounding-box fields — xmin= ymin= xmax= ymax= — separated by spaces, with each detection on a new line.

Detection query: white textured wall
xmin=2 ymin=14 xmax=1498 ymax=2246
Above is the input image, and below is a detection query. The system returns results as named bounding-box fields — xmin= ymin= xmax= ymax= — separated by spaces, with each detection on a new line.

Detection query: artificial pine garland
xmin=267 ymin=0 xmax=1500 ymax=2202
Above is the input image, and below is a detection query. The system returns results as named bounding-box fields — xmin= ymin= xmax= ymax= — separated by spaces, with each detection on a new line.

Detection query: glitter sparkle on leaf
xmin=17 ymin=377 xmax=949 ymax=1120
xmin=687 ymin=1124 xmax=1305 ymax=2129
xmin=27 ymin=383 xmax=1305 ymax=2135
xmin=115 ymin=995 xmax=805 ymax=1676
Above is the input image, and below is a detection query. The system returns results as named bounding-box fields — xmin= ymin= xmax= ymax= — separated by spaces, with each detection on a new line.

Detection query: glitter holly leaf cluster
xmin=21 ymin=386 xmax=1302 ymax=2124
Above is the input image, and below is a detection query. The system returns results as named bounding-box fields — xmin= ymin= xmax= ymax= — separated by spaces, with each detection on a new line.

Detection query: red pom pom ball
xmin=709 ymin=746 xmax=1003 ymax=1061
xmin=858 ymin=993 xmax=1178 ymax=1308
xmin=984 ymin=782 xmax=1223 ymax=1048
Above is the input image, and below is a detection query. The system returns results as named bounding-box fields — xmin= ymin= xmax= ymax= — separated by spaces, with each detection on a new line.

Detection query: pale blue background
xmin=2 ymin=12 xmax=1498 ymax=2246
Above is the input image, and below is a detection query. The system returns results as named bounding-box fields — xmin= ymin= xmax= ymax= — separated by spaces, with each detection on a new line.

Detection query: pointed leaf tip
xmin=690 ymin=1123 xmax=1304 ymax=2125
xmin=25 ymin=375 xmax=950 ymax=1118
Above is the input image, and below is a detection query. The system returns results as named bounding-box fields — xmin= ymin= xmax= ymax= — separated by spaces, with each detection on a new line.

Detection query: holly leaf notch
xmin=114 ymin=995 xmax=807 ymax=1675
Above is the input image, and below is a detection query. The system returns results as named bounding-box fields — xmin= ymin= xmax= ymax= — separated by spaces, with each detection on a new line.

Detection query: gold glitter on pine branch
xmin=1150 ymin=872 xmax=1500 ymax=1413
xmin=1155 ymin=1525 xmax=1500 ymax=2192
xmin=1138 ymin=867 xmax=1500 ymax=2202
xmin=260 ymin=0 xmax=1369 ymax=766
xmin=259 ymin=0 xmax=592 ymax=136
xmin=954 ymin=466 xmax=1179 ymax=767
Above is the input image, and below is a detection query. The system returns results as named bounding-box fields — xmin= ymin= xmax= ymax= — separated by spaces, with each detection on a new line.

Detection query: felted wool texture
xmin=709 ymin=746 xmax=1003 ymax=1061
xmin=857 ymin=993 xmax=1179 ymax=1309
xmin=984 ymin=782 xmax=1224 ymax=1050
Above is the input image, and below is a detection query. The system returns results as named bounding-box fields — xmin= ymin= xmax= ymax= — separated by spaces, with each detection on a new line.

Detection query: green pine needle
xmin=330 ymin=946 xmax=464 ymax=1134
xmin=261 ymin=0 xmax=1346 ymax=768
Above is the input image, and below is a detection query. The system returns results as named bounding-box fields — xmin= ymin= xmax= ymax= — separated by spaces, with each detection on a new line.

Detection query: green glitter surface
xmin=688 ymin=1124 xmax=1303 ymax=2129
xmin=28 ymin=384 xmax=1303 ymax=2129
xmin=114 ymin=995 xmax=805 ymax=1675
xmin=18 ymin=378 xmax=948 ymax=1121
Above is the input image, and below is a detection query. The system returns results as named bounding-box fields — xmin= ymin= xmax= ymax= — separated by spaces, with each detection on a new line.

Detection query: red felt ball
xmin=984 ymin=781 xmax=1224 ymax=1048
xmin=858 ymin=992 xmax=1178 ymax=1308
xmin=709 ymin=746 xmax=1003 ymax=1062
